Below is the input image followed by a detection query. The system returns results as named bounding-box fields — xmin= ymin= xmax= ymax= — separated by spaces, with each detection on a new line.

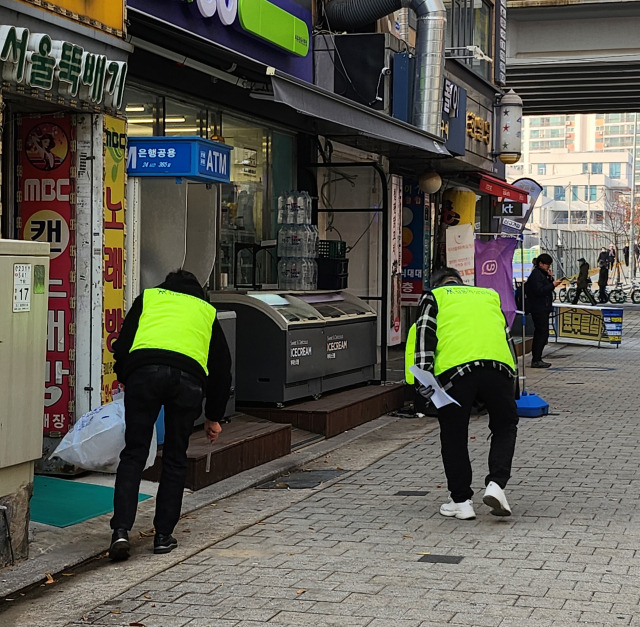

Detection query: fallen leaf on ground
xmin=403 ymin=535 xmax=413 ymax=539
xmin=44 ymin=573 xmax=55 ymax=585
xmin=296 ymin=589 xmax=306 ymax=595
xmin=129 ymin=623 xmax=146 ymax=627
xmin=62 ymin=573 xmax=73 ymax=577
xmin=418 ymin=552 xmax=431 ymax=555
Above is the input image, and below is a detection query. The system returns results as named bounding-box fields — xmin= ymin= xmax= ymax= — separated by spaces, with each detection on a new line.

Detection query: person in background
xmin=525 ymin=253 xmax=561 ymax=368
xmin=598 ymin=260 xmax=609 ymax=303
xmin=623 ymin=243 xmax=630 ymax=267
xmin=597 ymin=247 xmax=608 ymax=267
xmin=607 ymin=244 xmax=616 ymax=271
xmin=413 ymin=267 xmax=519 ymax=520
xmin=572 ymin=257 xmax=597 ymax=306
xmin=108 ymin=270 xmax=232 ymax=561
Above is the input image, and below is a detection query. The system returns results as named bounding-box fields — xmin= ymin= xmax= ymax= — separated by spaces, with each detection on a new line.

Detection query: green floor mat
xmin=30 ymin=476 xmax=151 ymax=528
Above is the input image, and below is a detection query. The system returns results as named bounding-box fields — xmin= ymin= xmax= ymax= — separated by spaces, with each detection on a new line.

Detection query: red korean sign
xmin=19 ymin=115 xmax=75 ymax=435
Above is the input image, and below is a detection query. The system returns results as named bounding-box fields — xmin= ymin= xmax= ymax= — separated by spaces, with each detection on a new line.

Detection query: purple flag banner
xmin=475 ymin=237 xmax=518 ymax=327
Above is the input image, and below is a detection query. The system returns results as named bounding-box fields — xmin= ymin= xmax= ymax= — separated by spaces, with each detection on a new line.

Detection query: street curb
xmin=0 ymin=413 xmax=402 ymax=599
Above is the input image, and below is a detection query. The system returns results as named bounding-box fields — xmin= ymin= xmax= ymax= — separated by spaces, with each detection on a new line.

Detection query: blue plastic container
xmin=155 ymin=406 xmax=165 ymax=445
xmin=516 ymin=391 xmax=549 ymax=418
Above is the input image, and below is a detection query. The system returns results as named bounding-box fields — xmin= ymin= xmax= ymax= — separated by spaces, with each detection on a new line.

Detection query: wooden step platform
xmin=239 ymin=382 xmax=405 ymax=438
xmin=142 ymin=415 xmax=291 ymax=491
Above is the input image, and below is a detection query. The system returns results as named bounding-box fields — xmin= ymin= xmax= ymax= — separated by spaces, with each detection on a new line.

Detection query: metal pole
xmin=630 ymin=112 xmax=638 ymax=280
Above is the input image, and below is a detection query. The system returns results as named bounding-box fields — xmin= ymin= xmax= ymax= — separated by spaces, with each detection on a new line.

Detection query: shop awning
xmin=474 ymin=173 xmax=529 ymax=203
xmin=266 ymin=70 xmax=450 ymax=160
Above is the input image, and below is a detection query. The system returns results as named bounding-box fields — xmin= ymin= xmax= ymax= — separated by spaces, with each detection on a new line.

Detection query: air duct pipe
xmin=324 ymin=0 xmax=446 ymax=137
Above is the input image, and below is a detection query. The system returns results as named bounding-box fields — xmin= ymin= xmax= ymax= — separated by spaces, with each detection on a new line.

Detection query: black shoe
xmin=154 ymin=533 xmax=178 ymax=554
xmin=108 ymin=529 xmax=130 ymax=561
xmin=530 ymin=360 xmax=551 ymax=368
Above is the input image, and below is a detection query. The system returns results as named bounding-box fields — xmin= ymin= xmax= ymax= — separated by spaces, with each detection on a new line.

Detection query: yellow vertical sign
xmin=103 ymin=116 xmax=126 ymax=402
xmin=17 ymin=0 xmax=126 ymax=34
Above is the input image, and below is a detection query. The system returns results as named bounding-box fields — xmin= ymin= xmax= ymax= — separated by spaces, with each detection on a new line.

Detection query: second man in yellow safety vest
xmin=109 ymin=269 xmax=232 ymax=560
xmin=413 ymin=267 xmax=519 ymax=520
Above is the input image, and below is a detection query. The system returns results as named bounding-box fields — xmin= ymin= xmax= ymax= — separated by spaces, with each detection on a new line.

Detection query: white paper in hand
xmin=409 ymin=366 xmax=461 ymax=409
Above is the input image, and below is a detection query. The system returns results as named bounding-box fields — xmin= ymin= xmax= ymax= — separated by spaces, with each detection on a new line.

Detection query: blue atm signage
xmin=126 ymin=136 xmax=232 ymax=183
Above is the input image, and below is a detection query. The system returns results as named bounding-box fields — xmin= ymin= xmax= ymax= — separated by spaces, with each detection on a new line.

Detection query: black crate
xmin=318 ymin=273 xmax=348 ymax=290
xmin=317 ymin=257 xmax=349 ymax=275
xmin=318 ymin=239 xmax=346 ymax=259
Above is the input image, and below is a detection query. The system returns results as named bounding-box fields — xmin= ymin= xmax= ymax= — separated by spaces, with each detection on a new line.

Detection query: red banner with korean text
xmin=102 ymin=116 xmax=126 ymax=403
xmin=19 ymin=114 xmax=76 ymax=435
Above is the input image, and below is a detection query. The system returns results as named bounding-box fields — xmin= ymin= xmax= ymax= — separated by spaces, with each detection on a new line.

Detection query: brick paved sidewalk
xmin=19 ymin=310 xmax=640 ymax=626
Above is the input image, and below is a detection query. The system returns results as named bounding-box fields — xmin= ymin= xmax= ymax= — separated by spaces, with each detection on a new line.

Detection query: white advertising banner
xmin=445 ymin=223 xmax=475 ymax=285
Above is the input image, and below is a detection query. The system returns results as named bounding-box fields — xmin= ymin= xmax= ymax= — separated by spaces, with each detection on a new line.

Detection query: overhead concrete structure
xmin=506 ymin=0 xmax=640 ymax=114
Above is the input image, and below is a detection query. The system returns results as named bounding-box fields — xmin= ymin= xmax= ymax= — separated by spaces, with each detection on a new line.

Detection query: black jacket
xmin=525 ymin=266 xmax=555 ymax=314
xmin=577 ymin=261 xmax=590 ymax=289
xmin=113 ymin=274 xmax=232 ymax=422
xmin=598 ymin=265 xmax=609 ymax=287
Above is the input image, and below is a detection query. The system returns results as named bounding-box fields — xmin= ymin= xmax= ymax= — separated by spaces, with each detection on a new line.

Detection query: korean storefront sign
xmin=19 ymin=114 xmax=75 ymax=436
xmin=103 ymin=116 xmax=126 ymax=402
xmin=127 ymin=136 xmax=232 ymax=184
xmin=445 ymin=223 xmax=475 ymax=286
xmin=401 ymin=181 xmax=428 ymax=306
xmin=553 ymin=306 xmax=623 ymax=346
xmin=17 ymin=0 xmax=126 ymax=34
xmin=389 ymin=175 xmax=403 ymax=345
xmin=441 ymin=79 xmax=467 ymax=157
xmin=0 ymin=25 xmax=128 ymax=109
xmin=128 ymin=0 xmax=312 ymax=82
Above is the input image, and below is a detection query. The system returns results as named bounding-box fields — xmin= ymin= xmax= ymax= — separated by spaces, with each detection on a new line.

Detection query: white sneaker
xmin=483 ymin=481 xmax=512 ymax=516
xmin=439 ymin=498 xmax=476 ymax=520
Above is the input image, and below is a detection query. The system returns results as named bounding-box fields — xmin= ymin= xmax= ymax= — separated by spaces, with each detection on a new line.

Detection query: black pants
xmin=598 ymin=285 xmax=607 ymax=303
xmin=530 ymin=310 xmax=550 ymax=362
xmin=111 ymin=365 xmax=204 ymax=535
xmin=572 ymin=286 xmax=596 ymax=306
xmin=437 ymin=368 xmax=519 ymax=503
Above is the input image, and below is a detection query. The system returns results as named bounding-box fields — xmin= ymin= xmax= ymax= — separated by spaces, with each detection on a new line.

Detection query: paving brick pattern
xmin=67 ymin=309 xmax=640 ymax=626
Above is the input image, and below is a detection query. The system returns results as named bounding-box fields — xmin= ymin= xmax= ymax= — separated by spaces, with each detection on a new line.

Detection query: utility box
xmin=0 ymin=239 xmax=50 ymax=567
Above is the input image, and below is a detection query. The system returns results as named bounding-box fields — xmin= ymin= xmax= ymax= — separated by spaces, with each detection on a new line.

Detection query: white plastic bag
xmin=50 ymin=398 xmax=157 ymax=473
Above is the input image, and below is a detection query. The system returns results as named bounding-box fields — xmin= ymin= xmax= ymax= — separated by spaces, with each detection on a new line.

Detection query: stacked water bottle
xmin=277 ymin=190 xmax=319 ymax=290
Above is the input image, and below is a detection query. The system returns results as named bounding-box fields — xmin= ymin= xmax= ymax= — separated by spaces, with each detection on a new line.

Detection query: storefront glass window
xmin=165 ymin=98 xmax=206 ymax=137
xmin=124 ymin=86 xmax=162 ymax=136
xmin=472 ymin=0 xmax=492 ymax=80
xmin=218 ymin=114 xmax=272 ymax=288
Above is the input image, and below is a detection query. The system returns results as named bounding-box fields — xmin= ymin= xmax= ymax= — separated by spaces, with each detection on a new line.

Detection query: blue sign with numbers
xmin=127 ymin=136 xmax=232 ymax=183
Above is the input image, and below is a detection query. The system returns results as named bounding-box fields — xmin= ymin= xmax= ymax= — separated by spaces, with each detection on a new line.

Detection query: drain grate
xmin=395 ymin=490 xmax=429 ymax=496
xmin=257 ymin=469 xmax=347 ymax=489
xmin=419 ymin=554 xmax=463 ymax=564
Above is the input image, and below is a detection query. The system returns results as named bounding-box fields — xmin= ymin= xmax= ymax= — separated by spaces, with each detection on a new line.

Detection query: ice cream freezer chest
xmin=208 ymin=291 xmax=377 ymax=404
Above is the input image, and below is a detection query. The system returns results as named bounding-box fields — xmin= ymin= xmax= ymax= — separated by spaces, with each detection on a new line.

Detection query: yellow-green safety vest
xmin=131 ymin=288 xmax=217 ymax=375
xmin=432 ymin=285 xmax=515 ymax=376
xmin=405 ymin=323 xmax=417 ymax=384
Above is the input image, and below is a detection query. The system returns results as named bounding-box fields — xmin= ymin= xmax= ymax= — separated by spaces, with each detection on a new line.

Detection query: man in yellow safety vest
xmin=108 ymin=270 xmax=232 ymax=560
xmin=414 ymin=267 xmax=518 ymax=520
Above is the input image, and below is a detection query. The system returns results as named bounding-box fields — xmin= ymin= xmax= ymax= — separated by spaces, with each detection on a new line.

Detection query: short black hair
xmin=431 ymin=267 xmax=463 ymax=287
xmin=536 ymin=253 xmax=553 ymax=265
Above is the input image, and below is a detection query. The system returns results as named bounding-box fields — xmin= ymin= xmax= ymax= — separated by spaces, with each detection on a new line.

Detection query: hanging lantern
xmin=497 ymin=89 xmax=523 ymax=165
xmin=418 ymin=170 xmax=442 ymax=194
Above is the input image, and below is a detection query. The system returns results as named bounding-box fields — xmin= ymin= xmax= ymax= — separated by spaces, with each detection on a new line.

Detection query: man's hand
xmin=553 ymin=279 xmax=562 ymax=287
xmin=204 ymin=419 xmax=222 ymax=443
xmin=418 ymin=384 xmax=435 ymax=400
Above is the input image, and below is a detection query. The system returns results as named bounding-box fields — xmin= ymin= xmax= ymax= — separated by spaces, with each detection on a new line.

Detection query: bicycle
xmin=608 ymin=281 xmax=640 ymax=304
